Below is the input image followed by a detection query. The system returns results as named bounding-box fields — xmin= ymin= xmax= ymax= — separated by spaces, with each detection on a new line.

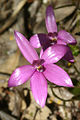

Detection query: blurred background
xmin=0 ymin=0 xmax=80 ymax=120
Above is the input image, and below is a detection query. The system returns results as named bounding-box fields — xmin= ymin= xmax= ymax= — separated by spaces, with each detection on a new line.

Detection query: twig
xmin=73 ymin=64 xmax=80 ymax=74
xmin=33 ymin=107 xmax=40 ymax=120
xmin=0 ymin=0 xmax=27 ymax=34
xmin=68 ymin=0 xmax=80 ymax=31
xmin=69 ymin=12 xmax=80 ymax=31
xmin=0 ymin=72 xmax=11 ymax=76
xmin=55 ymin=3 xmax=75 ymax=9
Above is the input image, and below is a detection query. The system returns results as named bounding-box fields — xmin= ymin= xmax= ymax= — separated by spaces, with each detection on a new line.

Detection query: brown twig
xmin=0 ymin=0 xmax=27 ymax=34
xmin=68 ymin=0 xmax=80 ymax=31
xmin=33 ymin=107 xmax=40 ymax=120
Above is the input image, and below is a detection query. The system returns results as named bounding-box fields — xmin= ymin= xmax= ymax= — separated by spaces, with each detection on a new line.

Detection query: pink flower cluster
xmin=8 ymin=5 xmax=77 ymax=107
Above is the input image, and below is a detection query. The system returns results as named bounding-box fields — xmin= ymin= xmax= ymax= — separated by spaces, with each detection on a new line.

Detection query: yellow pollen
xmin=52 ymin=38 xmax=57 ymax=42
xmin=68 ymin=62 xmax=72 ymax=67
xmin=57 ymin=100 xmax=62 ymax=105
xmin=37 ymin=65 xmax=42 ymax=70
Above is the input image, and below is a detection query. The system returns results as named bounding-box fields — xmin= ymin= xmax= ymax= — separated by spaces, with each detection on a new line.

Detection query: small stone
xmin=77 ymin=76 xmax=80 ymax=81
xmin=21 ymin=100 xmax=26 ymax=111
xmin=74 ymin=55 xmax=80 ymax=73
xmin=68 ymin=67 xmax=75 ymax=74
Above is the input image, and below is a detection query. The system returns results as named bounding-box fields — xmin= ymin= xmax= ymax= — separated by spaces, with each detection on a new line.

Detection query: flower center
xmin=48 ymin=32 xmax=58 ymax=43
xmin=51 ymin=37 xmax=57 ymax=42
xmin=32 ymin=59 xmax=45 ymax=72
xmin=36 ymin=65 xmax=45 ymax=72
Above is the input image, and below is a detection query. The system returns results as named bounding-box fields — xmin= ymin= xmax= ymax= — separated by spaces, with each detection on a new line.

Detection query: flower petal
xmin=46 ymin=5 xmax=57 ymax=33
xmin=63 ymin=47 xmax=74 ymax=62
xmin=40 ymin=49 xmax=43 ymax=58
xmin=30 ymin=34 xmax=41 ymax=48
xmin=57 ymin=39 xmax=67 ymax=45
xmin=58 ymin=30 xmax=77 ymax=45
xmin=43 ymin=64 xmax=73 ymax=87
xmin=14 ymin=31 xmax=39 ymax=64
xmin=41 ymin=44 xmax=69 ymax=64
xmin=30 ymin=33 xmax=51 ymax=50
xmin=8 ymin=65 xmax=35 ymax=87
xmin=30 ymin=71 xmax=47 ymax=107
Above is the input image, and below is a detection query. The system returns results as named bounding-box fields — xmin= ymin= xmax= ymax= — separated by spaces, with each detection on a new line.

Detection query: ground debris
xmin=0 ymin=111 xmax=17 ymax=120
xmin=0 ymin=0 xmax=80 ymax=120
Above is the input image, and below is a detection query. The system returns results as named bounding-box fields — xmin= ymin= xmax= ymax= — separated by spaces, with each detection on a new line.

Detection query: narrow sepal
xmin=46 ymin=5 xmax=57 ymax=33
xmin=8 ymin=65 xmax=35 ymax=87
xmin=30 ymin=71 xmax=47 ymax=107
xmin=43 ymin=64 xmax=73 ymax=87
xmin=58 ymin=30 xmax=77 ymax=45
xmin=41 ymin=44 xmax=69 ymax=64
xmin=14 ymin=31 xmax=39 ymax=64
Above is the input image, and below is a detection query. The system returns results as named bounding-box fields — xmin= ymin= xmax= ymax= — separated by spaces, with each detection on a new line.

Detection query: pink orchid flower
xmin=8 ymin=31 xmax=73 ymax=107
xmin=30 ymin=5 xmax=77 ymax=62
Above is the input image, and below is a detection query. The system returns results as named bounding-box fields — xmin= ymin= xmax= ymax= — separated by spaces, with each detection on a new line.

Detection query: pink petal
xmin=57 ymin=39 xmax=67 ymax=45
xmin=57 ymin=40 xmax=74 ymax=62
xmin=43 ymin=64 xmax=73 ymax=87
xmin=30 ymin=33 xmax=48 ymax=48
xmin=58 ymin=30 xmax=77 ymax=45
xmin=14 ymin=31 xmax=39 ymax=64
xmin=30 ymin=33 xmax=51 ymax=51
xmin=46 ymin=5 xmax=57 ymax=33
xmin=30 ymin=34 xmax=41 ymax=48
xmin=40 ymin=49 xmax=43 ymax=58
xmin=41 ymin=44 xmax=69 ymax=64
xmin=8 ymin=65 xmax=35 ymax=87
xmin=30 ymin=71 xmax=47 ymax=107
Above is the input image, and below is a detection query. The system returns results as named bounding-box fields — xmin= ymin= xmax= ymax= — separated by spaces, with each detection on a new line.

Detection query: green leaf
xmin=68 ymin=45 xmax=80 ymax=56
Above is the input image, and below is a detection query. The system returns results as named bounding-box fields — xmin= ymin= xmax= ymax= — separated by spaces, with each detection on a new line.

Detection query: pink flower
xmin=30 ymin=5 xmax=77 ymax=62
xmin=8 ymin=31 xmax=73 ymax=107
